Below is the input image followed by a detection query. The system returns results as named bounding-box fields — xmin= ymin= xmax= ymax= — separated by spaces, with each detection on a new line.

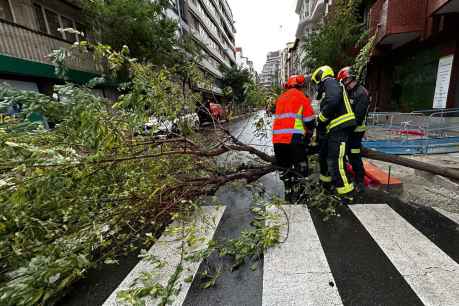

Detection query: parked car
xmin=209 ymin=103 xmax=226 ymax=121
xmin=144 ymin=109 xmax=199 ymax=138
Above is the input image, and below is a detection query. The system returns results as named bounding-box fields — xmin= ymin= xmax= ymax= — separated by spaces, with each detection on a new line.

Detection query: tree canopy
xmin=220 ymin=65 xmax=253 ymax=104
xmin=302 ymin=0 xmax=365 ymax=71
xmin=81 ymin=0 xmax=182 ymax=66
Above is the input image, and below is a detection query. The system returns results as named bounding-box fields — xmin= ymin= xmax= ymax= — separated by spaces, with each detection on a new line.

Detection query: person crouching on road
xmin=337 ymin=67 xmax=370 ymax=194
xmin=312 ymin=66 xmax=357 ymax=204
xmin=272 ymin=75 xmax=315 ymax=194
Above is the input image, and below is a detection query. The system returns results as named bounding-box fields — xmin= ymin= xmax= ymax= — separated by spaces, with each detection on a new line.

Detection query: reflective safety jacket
xmin=272 ymin=88 xmax=315 ymax=145
xmin=317 ymin=78 xmax=356 ymax=133
xmin=348 ymin=84 xmax=370 ymax=133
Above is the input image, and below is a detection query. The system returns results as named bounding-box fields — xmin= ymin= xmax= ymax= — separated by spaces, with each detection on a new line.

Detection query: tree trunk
xmin=362 ymin=148 xmax=459 ymax=182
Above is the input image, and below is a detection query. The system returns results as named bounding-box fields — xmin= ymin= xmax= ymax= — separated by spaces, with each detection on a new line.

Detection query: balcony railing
xmin=190 ymin=0 xmax=236 ymax=63
xmin=0 ymin=19 xmax=102 ymax=75
xmin=296 ymin=0 xmax=325 ymax=38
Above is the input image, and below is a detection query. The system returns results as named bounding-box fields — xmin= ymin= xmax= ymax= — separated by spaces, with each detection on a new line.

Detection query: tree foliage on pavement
xmin=302 ymin=0 xmax=365 ymax=71
xmin=0 ymin=39 xmax=279 ymax=305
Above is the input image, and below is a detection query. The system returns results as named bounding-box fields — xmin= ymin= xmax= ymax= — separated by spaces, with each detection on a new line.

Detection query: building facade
xmin=294 ymin=0 xmax=332 ymax=76
xmin=235 ymin=47 xmax=256 ymax=81
xmin=0 ymin=0 xmax=104 ymax=95
xmin=260 ymin=50 xmax=281 ymax=89
xmin=171 ymin=0 xmax=237 ymax=97
xmin=367 ymin=0 xmax=459 ymax=111
xmin=0 ymin=0 xmax=236 ymax=98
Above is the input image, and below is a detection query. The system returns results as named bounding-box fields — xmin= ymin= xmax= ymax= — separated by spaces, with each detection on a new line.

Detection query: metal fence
xmin=367 ymin=110 xmax=459 ymax=139
xmin=365 ymin=109 xmax=459 ymax=154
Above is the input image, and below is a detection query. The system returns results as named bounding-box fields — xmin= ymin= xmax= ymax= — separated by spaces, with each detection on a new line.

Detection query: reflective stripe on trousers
xmin=337 ymin=142 xmax=354 ymax=195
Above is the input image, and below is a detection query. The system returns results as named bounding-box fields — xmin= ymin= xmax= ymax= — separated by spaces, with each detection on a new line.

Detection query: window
xmin=45 ymin=9 xmax=61 ymax=37
xmin=61 ymin=16 xmax=76 ymax=42
xmin=33 ymin=3 xmax=78 ymax=42
xmin=33 ymin=4 xmax=47 ymax=32
xmin=0 ymin=0 xmax=13 ymax=22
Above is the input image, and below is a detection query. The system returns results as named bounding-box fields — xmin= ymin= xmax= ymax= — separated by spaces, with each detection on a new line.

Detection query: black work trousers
xmin=347 ymin=131 xmax=365 ymax=184
xmin=319 ymin=128 xmax=354 ymax=196
xmin=274 ymin=143 xmax=308 ymax=179
xmin=318 ymin=132 xmax=331 ymax=185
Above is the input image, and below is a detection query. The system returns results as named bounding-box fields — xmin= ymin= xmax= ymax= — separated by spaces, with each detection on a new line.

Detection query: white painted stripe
xmin=350 ymin=204 xmax=459 ymax=306
xmin=433 ymin=207 xmax=459 ymax=225
xmin=103 ymin=206 xmax=226 ymax=306
xmin=263 ymin=205 xmax=343 ymax=306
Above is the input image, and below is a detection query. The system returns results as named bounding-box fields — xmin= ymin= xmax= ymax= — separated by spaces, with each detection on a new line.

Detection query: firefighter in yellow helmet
xmin=312 ymin=65 xmax=356 ymax=203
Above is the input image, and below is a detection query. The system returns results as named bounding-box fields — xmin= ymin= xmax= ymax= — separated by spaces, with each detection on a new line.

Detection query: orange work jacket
xmin=272 ymin=88 xmax=315 ymax=144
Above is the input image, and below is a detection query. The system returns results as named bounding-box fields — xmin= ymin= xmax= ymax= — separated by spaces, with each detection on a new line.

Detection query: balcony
xmin=189 ymin=0 xmax=236 ymax=64
xmin=0 ymin=19 xmax=102 ymax=77
xmin=429 ymin=0 xmax=459 ymax=15
xmin=296 ymin=0 xmax=325 ymax=38
xmin=369 ymin=0 xmax=428 ymax=49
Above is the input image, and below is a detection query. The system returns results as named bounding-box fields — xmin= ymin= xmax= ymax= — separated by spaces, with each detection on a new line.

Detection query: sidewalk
xmin=367 ymin=153 xmax=459 ymax=213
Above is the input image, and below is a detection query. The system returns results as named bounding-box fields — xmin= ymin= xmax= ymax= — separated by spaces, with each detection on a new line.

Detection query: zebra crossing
xmin=263 ymin=205 xmax=342 ymax=306
xmin=103 ymin=203 xmax=459 ymax=306
xmin=350 ymin=204 xmax=459 ymax=306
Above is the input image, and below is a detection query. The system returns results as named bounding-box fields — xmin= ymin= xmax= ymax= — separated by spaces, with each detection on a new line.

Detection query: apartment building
xmin=235 ymin=47 xmax=256 ymax=81
xmin=293 ymin=0 xmax=333 ymax=76
xmin=260 ymin=51 xmax=281 ymax=89
xmin=171 ymin=0 xmax=237 ymax=97
xmin=367 ymin=0 xmax=459 ymax=111
xmin=0 ymin=0 xmax=104 ymax=95
xmin=0 ymin=0 xmax=236 ymax=98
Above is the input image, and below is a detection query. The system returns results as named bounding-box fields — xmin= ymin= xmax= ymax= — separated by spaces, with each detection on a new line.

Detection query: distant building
xmin=170 ymin=0 xmax=237 ymax=98
xmin=367 ymin=0 xmax=459 ymax=111
xmin=235 ymin=47 xmax=256 ymax=81
xmin=294 ymin=0 xmax=331 ymax=76
xmin=280 ymin=46 xmax=289 ymax=85
xmin=260 ymin=50 xmax=282 ymax=88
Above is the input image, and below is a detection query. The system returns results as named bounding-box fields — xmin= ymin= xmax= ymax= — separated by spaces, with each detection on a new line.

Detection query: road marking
xmin=433 ymin=207 xmax=459 ymax=225
xmin=263 ymin=205 xmax=343 ymax=306
xmin=103 ymin=206 xmax=225 ymax=306
xmin=350 ymin=204 xmax=459 ymax=306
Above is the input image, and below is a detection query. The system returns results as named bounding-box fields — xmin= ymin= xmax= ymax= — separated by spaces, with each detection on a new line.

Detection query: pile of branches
xmin=0 ymin=51 xmax=276 ymax=304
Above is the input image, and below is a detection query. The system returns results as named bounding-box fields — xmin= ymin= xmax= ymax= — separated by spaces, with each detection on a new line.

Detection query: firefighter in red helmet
xmin=272 ymin=75 xmax=315 ymax=198
xmin=337 ymin=66 xmax=370 ymax=194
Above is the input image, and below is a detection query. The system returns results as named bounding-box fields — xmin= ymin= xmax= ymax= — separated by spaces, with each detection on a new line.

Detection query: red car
xmin=209 ymin=103 xmax=226 ymax=121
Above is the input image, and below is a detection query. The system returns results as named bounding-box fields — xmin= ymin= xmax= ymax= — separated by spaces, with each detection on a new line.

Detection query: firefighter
xmin=272 ymin=75 xmax=315 ymax=196
xmin=311 ymin=66 xmax=356 ymax=202
xmin=337 ymin=66 xmax=370 ymax=193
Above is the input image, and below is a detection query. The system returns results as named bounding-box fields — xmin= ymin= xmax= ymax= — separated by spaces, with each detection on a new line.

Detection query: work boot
xmin=355 ymin=182 xmax=366 ymax=194
xmin=338 ymin=194 xmax=355 ymax=205
xmin=320 ymin=182 xmax=333 ymax=192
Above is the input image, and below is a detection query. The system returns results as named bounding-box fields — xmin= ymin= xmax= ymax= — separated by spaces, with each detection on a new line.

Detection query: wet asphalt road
xmin=60 ymin=112 xmax=459 ymax=306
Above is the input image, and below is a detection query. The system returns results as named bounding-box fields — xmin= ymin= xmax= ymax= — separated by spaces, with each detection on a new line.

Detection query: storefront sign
xmin=433 ymin=54 xmax=454 ymax=109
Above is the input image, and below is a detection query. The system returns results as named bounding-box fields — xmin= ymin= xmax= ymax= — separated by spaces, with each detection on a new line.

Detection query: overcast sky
xmin=227 ymin=0 xmax=299 ymax=72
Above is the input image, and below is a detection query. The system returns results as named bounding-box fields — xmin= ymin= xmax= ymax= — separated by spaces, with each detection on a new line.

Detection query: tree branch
xmin=362 ymin=148 xmax=459 ymax=181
